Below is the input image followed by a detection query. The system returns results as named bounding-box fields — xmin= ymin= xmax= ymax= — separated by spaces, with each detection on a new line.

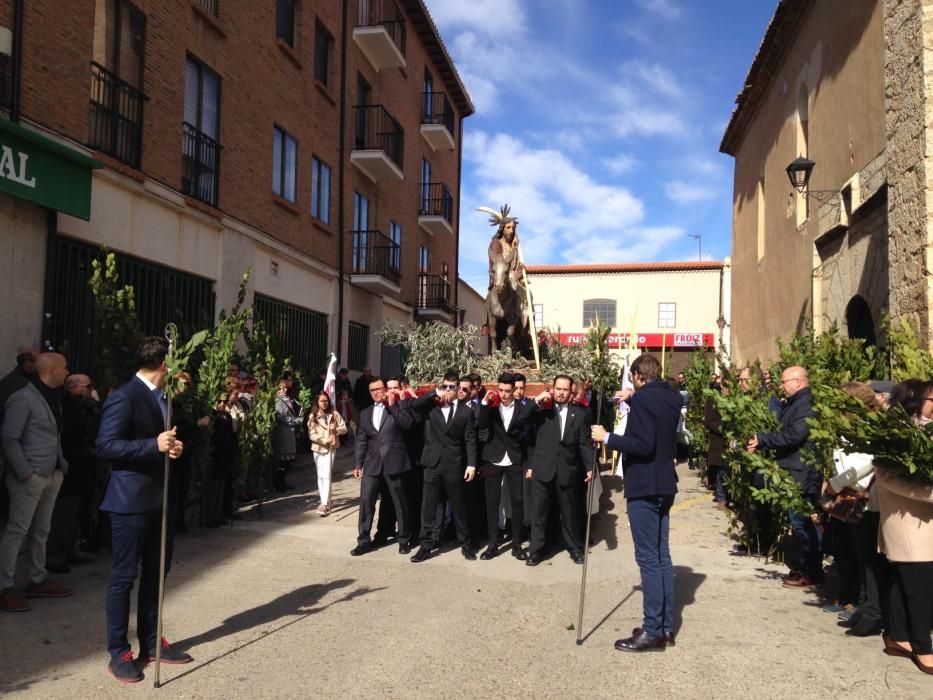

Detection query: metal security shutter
xmin=44 ymin=236 xmax=216 ymax=374
xmin=253 ymin=293 xmax=329 ymax=376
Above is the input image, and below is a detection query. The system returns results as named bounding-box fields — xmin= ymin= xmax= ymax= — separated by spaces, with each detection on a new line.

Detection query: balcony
xmin=88 ymin=61 xmax=146 ymax=169
xmin=352 ymin=104 xmax=404 ymax=183
xmin=351 ymin=229 xmax=401 ymax=296
xmin=418 ymin=182 xmax=454 ymax=237
xmin=353 ymin=0 xmax=406 ymax=71
xmin=416 ymin=273 xmax=456 ymax=323
xmin=181 ymin=122 xmax=221 ymax=208
xmin=420 ymin=92 xmax=455 ymax=151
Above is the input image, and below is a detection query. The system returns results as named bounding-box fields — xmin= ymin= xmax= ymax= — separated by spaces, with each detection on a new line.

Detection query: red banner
xmin=553 ymin=332 xmax=714 ymax=348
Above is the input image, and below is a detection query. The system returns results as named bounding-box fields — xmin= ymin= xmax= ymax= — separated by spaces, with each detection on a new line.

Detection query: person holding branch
xmin=592 ymin=354 xmax=681 ymax=653
xmin=308 ymin=391 xmax=347 ymax=515
xmin=96 ymin=337 xmax=193 ymax=684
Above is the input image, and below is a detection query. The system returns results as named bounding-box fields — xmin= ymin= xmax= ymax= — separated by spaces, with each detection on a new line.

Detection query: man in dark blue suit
xmin=97 ymin=337 xmax=192 ymax=683
xmin=592 ymin=354 xmax=681 ymax=653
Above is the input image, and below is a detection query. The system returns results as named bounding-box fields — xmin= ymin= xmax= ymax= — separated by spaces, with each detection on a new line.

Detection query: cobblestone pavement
xmin=1 ymin=454 xmax=929 ymax=698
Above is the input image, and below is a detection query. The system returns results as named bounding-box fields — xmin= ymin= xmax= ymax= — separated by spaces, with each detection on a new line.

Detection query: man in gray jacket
xmin=0 ymin=352 xmax=73 ymax=612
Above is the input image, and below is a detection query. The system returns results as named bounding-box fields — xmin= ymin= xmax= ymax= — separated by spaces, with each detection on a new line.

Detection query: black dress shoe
xmin=845 ymin=618 xmax=882 ymax=637
xmin=614 ymin=630 xmax=667 ymax=652
xmin=371 ymin=533 xmax=393 ymax=548
xmin=570 ymin=550 xmax=585 ymax=565
xmin=349 ymin=543 xmax=372 ymax=556
xmin=526 ymin=552 xmax=543 ymax=566
xmin=410 ymin=547 xmax=432 ymax=563
xmin=461 ymin=545 xmax=477 ymax=561
xmin=632 ymin=627 xmax=675 ymax=645
xmin=512 ymin=548 xmax=528 ymax=561
xmin=480 ymin=545 xmax=498 ymax=560
xmin=398 ymin=543 xmax=412 ymax=555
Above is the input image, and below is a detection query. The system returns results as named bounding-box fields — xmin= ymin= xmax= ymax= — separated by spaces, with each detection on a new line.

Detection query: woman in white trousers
xmin=307 ymin=392 xmax=348 ymax=515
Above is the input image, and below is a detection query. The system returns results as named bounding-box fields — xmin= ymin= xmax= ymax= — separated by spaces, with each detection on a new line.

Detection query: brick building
xmin=0 ymin=0 xmax=472 ymax=378
xmin=721 ymin=0 xmax=933 ymax=363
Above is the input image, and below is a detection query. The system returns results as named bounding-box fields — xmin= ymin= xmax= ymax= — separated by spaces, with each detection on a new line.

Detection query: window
xmin=89 ymin=0 xmax=146 ymax=167
xmin=313 ymin=21 xmax=333 ymax=86
xmin=276 ymin=0 xmax=296 ymax=47
xmin=420 ymin=158 xmax=431 ymax=211
xmin=658 ymin=302 xmax=676 ymax=328
xmin=419 ymin=245 xmax=429 ymax=272
xmin=582 ymin=299 xmax=616 ymax=327
xmin=311 ymin=157 xmax=331 ymax=223
xmin=272 ymin=126 xmax=297 ymax=202
xmin=389 ymin=221 xmax=401 ymax=270
xmin=423 ymin=68 xmax=434 ymax=120
xmin=353 ymin=192 xmax=369 ymax=271
xmin=348 ymin=322 xmax=369 ymax=371
xmin=533 ymin=304 xmax=544 ymax=329
xmin=182 ymin=56 xmax=221 ymax=206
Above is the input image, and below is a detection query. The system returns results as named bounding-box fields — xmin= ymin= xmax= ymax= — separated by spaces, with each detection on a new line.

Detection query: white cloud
xmin=622 ymin=60 xmax=684 ymax=99
xmin=635 ymin=0 xmax=682 ymax=20
xmin=603 ymin=153 xmax=638 ymax=175
xmin=427 ymin=0 xmax=527 ymax=37
xmin=459 ymin=131 xmax=685 ymax=271
xmin=664 ymin=180 xmax=719 ymax=204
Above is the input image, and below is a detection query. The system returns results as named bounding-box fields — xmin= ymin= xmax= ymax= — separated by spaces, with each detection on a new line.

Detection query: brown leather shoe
xmin=782 ymin=574 xmax=817 ymax=589
xmin=26 ymin=580 xmax=73 ymax=598
xmin=912 ymin=653 xmax=933 ymax=675
xmin=0 ymin=589 xmax=31 ymax=612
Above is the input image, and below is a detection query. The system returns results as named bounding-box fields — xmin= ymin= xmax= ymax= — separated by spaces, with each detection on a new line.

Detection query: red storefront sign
xmin=554 ymin=332 xmax=714 ymax=348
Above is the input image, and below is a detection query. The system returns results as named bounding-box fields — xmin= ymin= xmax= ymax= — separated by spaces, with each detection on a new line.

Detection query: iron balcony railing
xmin=353 ymin=104 xmax=404 ymax=168
xmin=89 ymin=61 xmax=146 ymax=168
xmin=419 ymin=182 xmax=453 ymax=223
xmin=181 ymin=122 xmax=221 ymax=207
xmin=356 ymin=0 xmax=406 ymax=56
xmin=352 ymin=229 xmax=401 ymax=284
xmin=422 ymin=91 xmax=453 ymax=133
xmin=195 ymin=0 xmax=218 ymax=16
xmin=417 ymin=274 xmax=456 ymax=313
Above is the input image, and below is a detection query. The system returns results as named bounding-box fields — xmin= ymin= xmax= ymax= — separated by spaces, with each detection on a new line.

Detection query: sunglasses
xmin=441 ymin=383 xmax=457 ymax=390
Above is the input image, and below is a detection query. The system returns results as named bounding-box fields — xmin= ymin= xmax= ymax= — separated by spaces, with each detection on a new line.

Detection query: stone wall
xmin=884 ymin=0 xmax=933 ymax=346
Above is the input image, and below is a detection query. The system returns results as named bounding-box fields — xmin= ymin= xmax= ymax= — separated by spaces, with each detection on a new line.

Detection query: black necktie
xmin=153 ymin=387 xmax=168 ymax=426
xmin=445 ymin=403 xmax=453 ymax=424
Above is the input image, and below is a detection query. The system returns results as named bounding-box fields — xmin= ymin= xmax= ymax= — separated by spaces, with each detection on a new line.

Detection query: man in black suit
xmin=351 ymin=376 xmax=415 ymax=556
xmin=96 ymin=337 xmax=192 ymax=684
xmin=526 ymin=374 xmax=594 ymax=566
xmin=409 ymin=370 xmax=479 ymax=562
xmin=592 ymin=354 xmax=681 ymax=652
xmin=477 ymin=373 xmax=536 ymax=560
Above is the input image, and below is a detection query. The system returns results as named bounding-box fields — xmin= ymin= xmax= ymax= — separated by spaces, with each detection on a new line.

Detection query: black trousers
xmin=888 ymin=560 xmax=933 ymax=655
xmin=530 ymin=477 xmax=582 ymax=556
xmin=358 ymin=472 xmax=410 ymax=546
xmin=420 ymin=466 xmax=471 ymax=548
xmin=484 ymin=465 xmax=524 ymax=547
xmin=47 ymin=490 xmax=83 ymax=566
xmin=854 ymin=511 xmax=887 ymax=625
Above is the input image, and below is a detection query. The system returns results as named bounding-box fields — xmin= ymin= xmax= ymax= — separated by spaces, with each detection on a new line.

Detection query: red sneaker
xmin=25 ymin=580 xmax=73 ymax=598
xmin=144 ymin=637 xmax=193 ymax=665
xmin=0 ymin=589 xmax=31 ymax=612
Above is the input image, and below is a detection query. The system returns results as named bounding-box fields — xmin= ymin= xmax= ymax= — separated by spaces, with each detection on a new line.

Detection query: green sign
xmin=0 ymin=118 xmax=101 ymax=220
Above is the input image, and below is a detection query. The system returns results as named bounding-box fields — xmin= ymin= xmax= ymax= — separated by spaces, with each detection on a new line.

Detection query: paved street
xmin=1 ymin=456 xmax=929 ymax=699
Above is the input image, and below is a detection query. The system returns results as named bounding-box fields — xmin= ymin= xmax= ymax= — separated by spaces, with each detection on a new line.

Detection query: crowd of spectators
xmin=702 ymin=367 xmax=933 ymax=675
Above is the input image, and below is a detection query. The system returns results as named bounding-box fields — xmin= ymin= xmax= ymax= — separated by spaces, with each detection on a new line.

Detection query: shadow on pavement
xmin=164 ymin=579 xmax=386 ymax=686
xmin=673 ymin=564 xmax=705 ymax=637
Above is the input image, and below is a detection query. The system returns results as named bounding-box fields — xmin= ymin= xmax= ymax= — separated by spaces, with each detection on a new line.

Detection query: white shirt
xmin=493 ymin=401 xmax=516 ymax=467
xmin=557 ymin=403 xmax=568 ymax=439
xmin=372 ymin=402 xmax=385 ymax=431
xmin=443 ymin=400 xmax=457 ymax=423
xmin=136 ymin=371 xmax=158 ymax=392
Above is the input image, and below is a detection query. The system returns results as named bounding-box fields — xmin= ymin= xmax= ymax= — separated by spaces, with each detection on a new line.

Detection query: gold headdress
xmin=476 ymin=204 xmax=518 ymax=227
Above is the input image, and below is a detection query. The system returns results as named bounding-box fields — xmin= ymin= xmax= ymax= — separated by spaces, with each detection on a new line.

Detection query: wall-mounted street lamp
xmin=785 ymin=157 xmax=838 ymax=202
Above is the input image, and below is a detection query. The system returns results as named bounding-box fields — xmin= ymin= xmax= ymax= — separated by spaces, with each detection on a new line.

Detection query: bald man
xmin=746 ymin=365 xmax=823 ymax=588
xmin=0 ymin=353 xmax=73 ymax=612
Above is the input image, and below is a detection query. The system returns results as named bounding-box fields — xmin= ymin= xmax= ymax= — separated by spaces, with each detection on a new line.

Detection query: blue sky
xmin=427 ymin=0 xmax=777 ymax=294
